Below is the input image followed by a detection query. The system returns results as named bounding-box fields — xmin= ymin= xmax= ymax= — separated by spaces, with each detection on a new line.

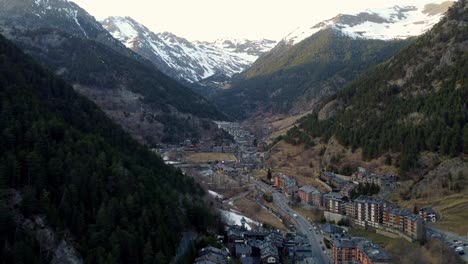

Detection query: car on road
xmin=293 ymin=214 xmax=298 ymax=218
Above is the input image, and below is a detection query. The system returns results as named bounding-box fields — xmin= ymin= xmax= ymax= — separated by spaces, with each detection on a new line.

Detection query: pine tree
xmin=143 ymin=240 xmax=154 ymax=264
xmin=385 ymin=154 xmax=392 ymax=165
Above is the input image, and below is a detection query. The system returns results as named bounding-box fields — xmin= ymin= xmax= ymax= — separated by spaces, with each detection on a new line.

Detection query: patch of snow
xmin=208 ymin=190 xmax=224 ymax=199
xmin=68 ymin=9 xmax=88 ymax=38
xmin=219 ymin=209 xmax=260 ymax=230
xmin=284 ymin=26 xmax=326 ymax=45
xmin=102 ymin=17 xmax=276 ymax=82
xmin=113 ymin=19 xmax=138 ymax=40
xmin=283 ymin=0 xmax=453 ymax=45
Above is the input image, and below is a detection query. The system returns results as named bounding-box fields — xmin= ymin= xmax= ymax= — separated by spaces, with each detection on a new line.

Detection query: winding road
xmin=254 ymin=179 xmax=331 ymax=264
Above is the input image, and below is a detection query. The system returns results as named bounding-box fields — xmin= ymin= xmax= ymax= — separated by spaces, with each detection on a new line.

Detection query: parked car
xmin=455 ymin=247 xmax=465 ymax=255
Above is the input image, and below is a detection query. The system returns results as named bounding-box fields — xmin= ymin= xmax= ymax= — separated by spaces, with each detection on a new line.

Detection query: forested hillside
xmin=0 ymin=34 xmax=215 ymax=263
xmin=0 ymin=0 xmax=227 ymax=145
xmin=283 ymin=0 xmax=468 ymax=174
xmin=213 ymin=29 xmax=409 ymax=119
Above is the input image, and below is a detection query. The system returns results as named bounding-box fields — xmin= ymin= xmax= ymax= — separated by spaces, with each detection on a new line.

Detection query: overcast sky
xmin=71 ymin=0 xmax=447 ymax=41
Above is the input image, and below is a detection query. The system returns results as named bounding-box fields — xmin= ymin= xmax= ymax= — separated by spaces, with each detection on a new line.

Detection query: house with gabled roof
xmin=260 ymin=242 xmax=279 ymax=263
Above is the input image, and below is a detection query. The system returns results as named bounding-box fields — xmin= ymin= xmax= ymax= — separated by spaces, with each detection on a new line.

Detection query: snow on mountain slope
xmin=0 ymin=0 xmax=128 ymax=54
xmin=102 ymin=17 xmax=276 ymax=83
xmin=284 ymin=0 xmax=454 ymax=45
xmin=197 ymin=38 xmax=277 ymax=58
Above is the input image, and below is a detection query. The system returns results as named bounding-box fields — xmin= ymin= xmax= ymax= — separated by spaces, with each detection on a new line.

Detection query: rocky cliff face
xmin=0 ymin=190 xmax=83 ymax=264
xmin=102 ymin=16 xmax=276 ymax=83
xmin=0 ymin=0 xmax=228 ymax=145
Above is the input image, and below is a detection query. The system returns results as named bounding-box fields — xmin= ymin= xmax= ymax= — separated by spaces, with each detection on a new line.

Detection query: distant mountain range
xmin=284 ymin=0 xmax=454 ymax=44
xmin=102 ymin=16 xmax=277 ymax=83
xmin=0 ymin=0 xmax=227 ymax=145
xmin=213 ymin=0 xmax=454 ymax=120
xmin=283 ymin=0 xmax=467 ymax=186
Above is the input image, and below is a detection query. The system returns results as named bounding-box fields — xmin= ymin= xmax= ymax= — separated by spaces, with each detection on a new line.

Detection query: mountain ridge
xmin=213 ymin=29 xmax=410 ymax=119
xmin=282 ymin=0 xmax=467 ymax=169
xmin=284 ymin=0 xmax=455 ymax=45
xmin=212 ymin=0 xmax=453 ymax=120
xmin=0 ymin=33 xmax=215 ymax=263
xmin=0 ymin=0 xmax=228 ymax=145
xmin=102 ymin=16 xmax=276 ymax=83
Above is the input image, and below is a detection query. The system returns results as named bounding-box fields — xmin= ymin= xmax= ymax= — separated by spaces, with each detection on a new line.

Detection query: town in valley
xmin=156 ymin=122 xmax=467 ymax=264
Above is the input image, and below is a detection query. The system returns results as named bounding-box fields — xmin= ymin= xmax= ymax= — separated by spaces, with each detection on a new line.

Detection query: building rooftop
xmin=332 ymin=234 xmax=366 ymax=249
xmin=260 ymin=243 xmax=279 ymax=259
xmin=294 ymin=245 xmax=314 ymax=259
xmin=406 ymin=213 xmax=422 ymax=222
xmin=276 ymin=173 xmax=297 ymax=187
xmin=194 ymin=252 xmax=227 ymax=264
xmin=357 ymin=240 xmax=392 ymax=262
xmin=321 ymin=223 xmax=345 ymax=234
xmin=299 ymin=185 xmax=318 ymax=194
xmin=333 ymin=177 xmax=350 ymax=184
xmin=235 ymin=244 xmax=252 ymax=256
xmin=227 ymin=226 xmax=246 ymax=238
xmin=385 ymin=208 xmax=411 ymax=216
xmin=421 ymin=207 xmax=436 ymax=214
xmin=246 ymin=239 xmax=263 ymax=249
xmin=354 ymin=195 xmax=383 ymax=204
xmin=323 ymin=192 xmax=344 ymax=201
xmin=240 ymin=257 xmax=255 ymax=264
xmin=199 ymin=246 xmax=229 ymax=257
xmin=322 ymin=172 xmax=336 ymax=178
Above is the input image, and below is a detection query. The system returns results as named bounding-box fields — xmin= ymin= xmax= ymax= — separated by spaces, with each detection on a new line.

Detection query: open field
xmin=233 ymin=197 xmax=287 ymax=231
xmin=267 ymin=138 xmax=399 ymax=189
xmin=267 ymin=140 xmax=323 ymax=187
xmin=392 ymin=191 xmax=468 ymax=235
xmin=185 ymin=152 xmax=237 ymax=162
xmin=348 ymin=228 xmax=464 ymax=264
xmin=388 ymin=156 xmax=468 ymax=235
xmin=348 ymin=228 xmax=408 ymax=247
xmin=266 ymin=111 xmax=314 ymax=142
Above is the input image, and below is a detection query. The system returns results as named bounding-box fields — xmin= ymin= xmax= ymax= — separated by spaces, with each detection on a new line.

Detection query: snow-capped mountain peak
xmin=284 ymin=0 xmax=454 ymax=45
xmin=0 ymin=0 xmax=128 ymax=53
xmin=197 ymin=38 xmax=277 ymax=57
xmin=103 ymin=16 xmax=140 ymax=46
xmin=102 ymin=16 xmax=277 ymax=83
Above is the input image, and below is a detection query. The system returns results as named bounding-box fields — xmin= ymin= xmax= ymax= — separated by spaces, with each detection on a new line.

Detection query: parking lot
xmin=427 ymin=227 xmax=468 ymax=261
